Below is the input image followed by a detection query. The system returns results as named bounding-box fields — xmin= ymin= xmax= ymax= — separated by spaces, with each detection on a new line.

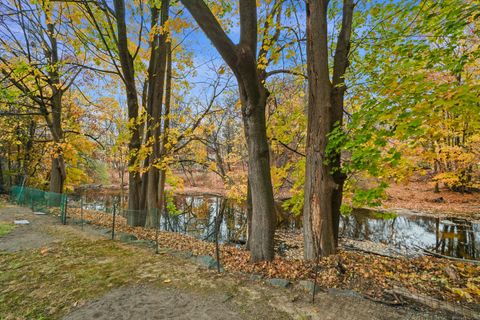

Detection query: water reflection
xmin=340 ymin=210 xmax=479 ymax=260
xmin=161 ymin=196 xmax=248 ymax=245
xmin=73 ymin=193 xmax=479 ymax=260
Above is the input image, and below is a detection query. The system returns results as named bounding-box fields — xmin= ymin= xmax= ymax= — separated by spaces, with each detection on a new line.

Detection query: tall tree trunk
xmin=0 ymin=156 xmax=4 ymax=194
xmin=23 ymin=120 xmax=35 ymax=179
xmin=48 ymin=93 xmax=66 ymax=194
xmin=245 ymin=179 xmax=253 ymax=250
xmin=145 ymin=0 xmax=170 ymax=228
xmin=180 ymin=0 xmax=276 ymax=262
xmin=50 ymin=157 xmax=65 ymax=193
xmin=46 ymin=18 xmax=66 ymax=194
xmin=303 ymin=0 xmax=353 ymax=260
xmin=239 ymin=80 xmax=276 ymax=261
xmin=113 ymin=0 xmax=143 ymax=224
xmin=157 ymin=41 xmax=172 ymax=222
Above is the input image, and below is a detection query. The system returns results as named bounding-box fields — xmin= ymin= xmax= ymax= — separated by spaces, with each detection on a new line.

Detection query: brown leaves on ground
xmin=66 ymin=208 xmax=480 ymax=309
xmin=384 ymin=181 xmax=480 ymax=218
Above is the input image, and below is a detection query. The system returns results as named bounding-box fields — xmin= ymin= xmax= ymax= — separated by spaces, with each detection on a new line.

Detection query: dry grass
xmin=0 ymin=227 xmax=161 ymax=319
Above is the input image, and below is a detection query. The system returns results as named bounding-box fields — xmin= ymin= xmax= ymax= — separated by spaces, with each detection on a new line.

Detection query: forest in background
xmin=0 ymin=0 xmax=479 ymax=262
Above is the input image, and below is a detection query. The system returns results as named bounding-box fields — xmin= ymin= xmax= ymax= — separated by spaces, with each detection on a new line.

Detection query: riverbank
xmin=383 ymin=182 xmax=480 ymax=221
xmin=76 ymin=174 xmax=480 ymax=221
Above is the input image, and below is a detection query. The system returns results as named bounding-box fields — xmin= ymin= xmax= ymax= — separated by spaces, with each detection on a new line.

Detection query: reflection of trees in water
xmin=172 ymin=198 xmax=479 ymax=260
xmin=436 ymin=218 xmax=477 ymax=260
xmin=81 ymin=192 xmax=479 ymax=260
xmin=164 ymin=196 xmax=248 ymax=244
xmin=340 ymin=211 xmax=478 ymax=260
xmin=168 ymin=195 xmax=302 ymax=245
xmin=340 ymin=211 xmax=392 ymax=243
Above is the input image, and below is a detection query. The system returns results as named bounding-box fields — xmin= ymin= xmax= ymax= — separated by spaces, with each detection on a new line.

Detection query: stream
xmin=77 ymin=193 xmax=479 ymax=260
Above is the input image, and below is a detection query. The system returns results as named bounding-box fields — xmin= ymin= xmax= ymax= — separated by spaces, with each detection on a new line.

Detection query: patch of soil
xmin=0 ymin=205 xmax=56 ymax=252
xmin=64 ymin=285 xmax=241 ymax=320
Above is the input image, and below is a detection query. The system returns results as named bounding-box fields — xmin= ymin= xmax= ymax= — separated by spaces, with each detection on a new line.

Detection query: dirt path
xmin=64 ymin=286 xmax=243 ymax=320
xmin=0 ymin=204 xmax=450 ymax=320
xmin=0 ymin=205 xmax=58 ymax=252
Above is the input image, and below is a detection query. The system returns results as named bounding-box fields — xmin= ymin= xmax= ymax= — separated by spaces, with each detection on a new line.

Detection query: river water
xmin=79 ymin=193 xmax=479 ymax=260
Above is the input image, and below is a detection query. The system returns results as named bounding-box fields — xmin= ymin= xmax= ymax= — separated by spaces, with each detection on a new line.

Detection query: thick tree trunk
xmin=126 ymin=95 xmax=143 ymax=225
xmin=238 ymin=79 xmax=276 ymax=262
xmin=245 ymin=179 xmax=253 ymax=250
xmin=303 ymin=0 xmax=353 ymax=260
xmin=48 ymin=92 xmax=66 ymax=194
xmin=45 ymin=18 xmax=66 ymax=194
xmin=124 ymin=72 xmax=142 ymax=224
xmin=180 ymin=0 xmax=276 ymax=261
xmin=49 ymin=156 xmax=66 ymax=193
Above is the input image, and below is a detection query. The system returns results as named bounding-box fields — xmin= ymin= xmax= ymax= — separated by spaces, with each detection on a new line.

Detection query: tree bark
xmin=238 ymin=75 xmax=276 ymax=261
xmin=47 ymin=88 xmax=66 ymax=194
xmin=180 ymin=0 xmax=276 ymax=262
xmin=46 ymin=18 xmax=66 ymax=194
xmin=0 ymin=156 xmax=4 ymax=194
xmin=145 ymin=0 xmax=170 ymax=228
xmin=303 ymin=0 xmax=353 ymax=260
xmin=113 ymin=0 xmax=143 ymax=224
xmin=157 ymin=40 xmax=172 ymax=227
xmin=245 ymin=179 xmax=253 ymax=250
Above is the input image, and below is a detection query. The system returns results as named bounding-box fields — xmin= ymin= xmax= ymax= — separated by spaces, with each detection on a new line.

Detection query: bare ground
xmin=0 ymin=204 xmax=455 ymax=320
xmin=0 ymin=205 xmax=57 ymax=252
xmin=63 ymin=286 xmax=243 ymax=320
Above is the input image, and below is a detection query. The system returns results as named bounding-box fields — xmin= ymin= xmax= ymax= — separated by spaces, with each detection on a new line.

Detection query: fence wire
xmin=6 ymin=185 xmax=479 ymax=319
xmin=10 ymin=185 xmax=67 ymax=223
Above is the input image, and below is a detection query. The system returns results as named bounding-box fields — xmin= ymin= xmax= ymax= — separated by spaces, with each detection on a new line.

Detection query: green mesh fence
xmin=10 ymin=185 xmax=67 ymax=223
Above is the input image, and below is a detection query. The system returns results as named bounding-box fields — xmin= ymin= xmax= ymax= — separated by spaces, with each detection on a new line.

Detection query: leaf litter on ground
xmin=65 ymin=208 xmax=480 ymax=310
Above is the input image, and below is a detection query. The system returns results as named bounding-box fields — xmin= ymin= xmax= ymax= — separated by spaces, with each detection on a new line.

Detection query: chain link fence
xmin=10 ymin=185 xmax=67 ymax=224
xmin=6 ymin=185 xmax=479 ymax=319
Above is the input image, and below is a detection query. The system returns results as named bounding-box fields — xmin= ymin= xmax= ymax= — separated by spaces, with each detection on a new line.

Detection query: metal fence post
xmin=215 ymin=219 xmax=221 ymax=273
xmin=155 ymin=208 xmax=160 ymax=254
xmin=111 ymin=203 xmax=116 ymax=240
xmin=80 ymin=195 xmax=84 ymax=231
xmin=62 ymin=196 xmax=68 ymax=225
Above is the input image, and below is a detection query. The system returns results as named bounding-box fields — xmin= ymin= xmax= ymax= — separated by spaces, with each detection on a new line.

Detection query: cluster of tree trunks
xmin=111 ymin=0 xmax=172 ymax=227
xmin=181 ymin=0 xmax=354 ymax=261
xmin=76 ymin=0 xmax=355 ymax=262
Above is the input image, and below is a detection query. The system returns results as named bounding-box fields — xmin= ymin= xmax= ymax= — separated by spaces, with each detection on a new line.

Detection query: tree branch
xmin=180 ymin=0 xmax=238 ymax=69
xmin=265 ymin=69 xmax=307 ymax=79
